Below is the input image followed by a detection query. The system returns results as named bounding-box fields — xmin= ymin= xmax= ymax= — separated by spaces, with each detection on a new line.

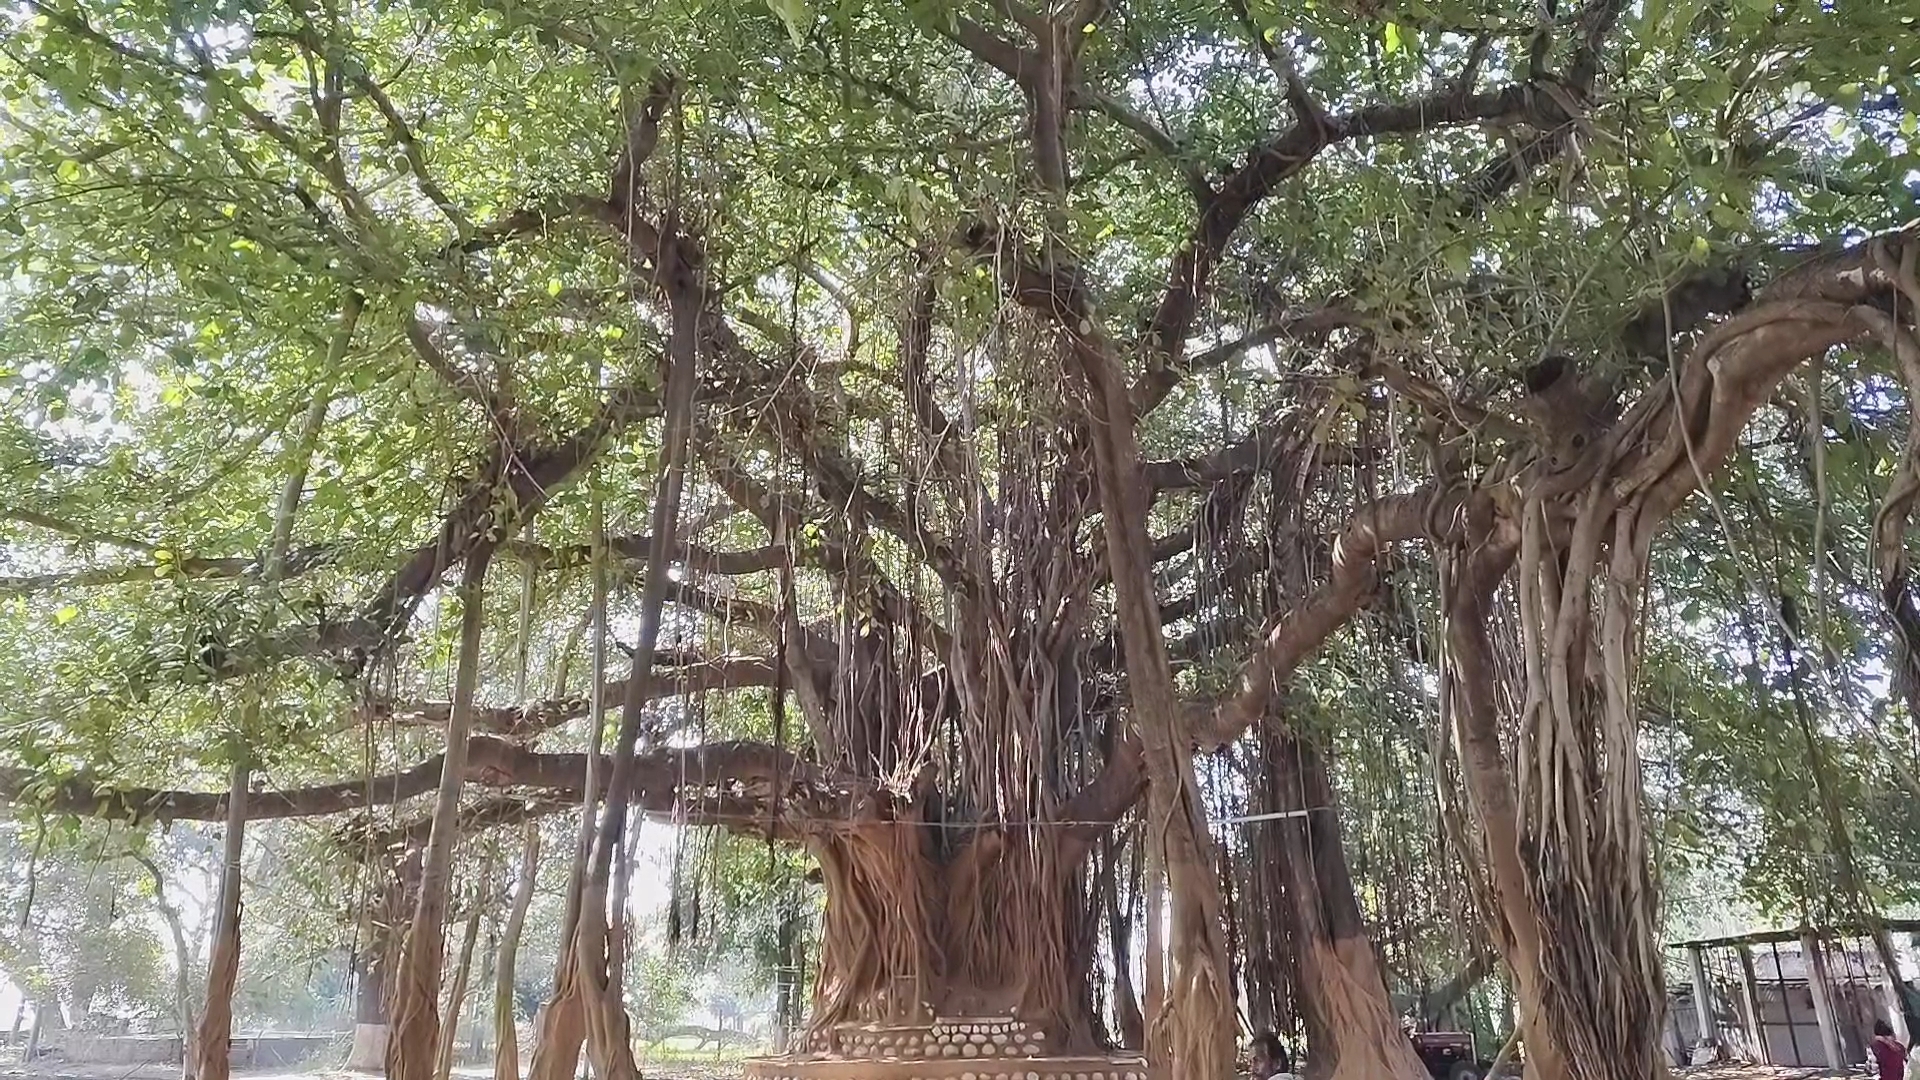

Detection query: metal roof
xmin=1667 ymin=919 xmax=1920 ymax=950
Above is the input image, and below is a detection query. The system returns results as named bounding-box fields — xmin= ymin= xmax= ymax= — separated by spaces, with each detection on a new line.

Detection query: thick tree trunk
xmin=386 ymin=545 xmax=495 ymax=1080
xmin=806 ymin=822 xmax=1101 ymax=1048
xmin=436 ymin=901 xmax=485 ymax=1080
xmin=1443 ymin=528 xmax=1567 ymax=1080
xmin=349 ymin=948 xmax=390 ymax=1072
xmin=1066 ymin=319 xmax=1234 ymax=1079
xmin=23 ymin=1000 xmax=53 ymax=1062
xmin=494 ymin=825 xmax=539 ymax=1080
xmin=187 ymin=754 xmax=248 ymax=1080
xmin=1261 ymin=726 xmax=1426 ymax=1080
xmin=525 ymin=516 xmax=608 ymax=1080
xmin=1420 ymin=951 xmax=1495 ymax=1029
xmin=349 ymin=854 xmax=414 ymax=1074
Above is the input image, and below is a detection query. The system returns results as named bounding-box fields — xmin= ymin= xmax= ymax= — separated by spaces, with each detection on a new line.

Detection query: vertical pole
xmin=1873 ymin=927 xmax=1911 ymax=1042
xmin=1775 ymin=941 xmax=1804 ymax=1065
xmin=1689 ymin=945 xmax=1717 ymax=1051
xmin=1736 ymin=945 xmax=1768 ymax=1064
xmin=1802 ymin=931 xmax=1846 ymax=1069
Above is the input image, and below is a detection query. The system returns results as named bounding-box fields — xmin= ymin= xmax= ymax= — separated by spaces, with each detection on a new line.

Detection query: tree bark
xmin=187 ymin=754 xmax=247 ymax=1080
xmin=349 ymin=856 xmax=413 ymax=1074
xmin=568 ymin=228 xmax=706 ymax=1080
xmin=1442 ymin=524 xmax=1565 ymax=1079
xmin=524 ymin=509 xmax=608 ymax=1080
xmin=187 ymin=298 xmax=358 ymax=1080
xmin=436 ymin=898 xmax=486 ymax=1080
xmin=1065 ymin=313 xmax=1234 ymax=1080
xmin=494 ymin=825 xmax=540 ymax=1080
xmin=386 ymin=544 xmax=495 ymax=1080
xmin=1261 ymin=725 xmax=1426 ymax=1080
xmin=23 ymin=1000 xmax=51 ymax=1062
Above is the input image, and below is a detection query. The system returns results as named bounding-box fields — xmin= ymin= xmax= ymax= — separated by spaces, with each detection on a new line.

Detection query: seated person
xmin=1249 ymin=1033 xmax=1300 ymax=1080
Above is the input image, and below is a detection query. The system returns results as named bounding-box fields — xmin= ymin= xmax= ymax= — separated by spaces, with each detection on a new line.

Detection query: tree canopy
xmin=3 ymin=0 xmax=1919 ymax=1077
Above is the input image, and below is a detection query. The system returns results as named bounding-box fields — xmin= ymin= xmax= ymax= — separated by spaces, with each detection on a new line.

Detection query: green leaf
xmin=56 ymin=160 xmax=81 ymax=184
xmin=767 ymin=0 xmax=810 ymax=48
xmin=1383 ymin=22 xmax=1404 ymax=54
xmin=547 ymin=277 xmax=563 ymax=297
xmin=54 ymin=606 xmax=79 ymax=625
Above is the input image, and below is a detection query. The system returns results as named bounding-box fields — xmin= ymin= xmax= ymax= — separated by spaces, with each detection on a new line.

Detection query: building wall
xmin=1669 ymin=980 xmax=1893 ymax=1067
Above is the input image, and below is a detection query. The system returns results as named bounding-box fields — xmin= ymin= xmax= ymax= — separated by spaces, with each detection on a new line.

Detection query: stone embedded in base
xmin=742 ymin=1055 xmax=1148 ymax=1080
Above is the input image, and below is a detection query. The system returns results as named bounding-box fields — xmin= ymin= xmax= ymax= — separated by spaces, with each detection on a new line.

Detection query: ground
xmin=0 ymin=1061 xmax=1875 ymax=1080
xmin=1 ymin=1062 xmax=751 ymax=1080
xmin=1674 ymin=1060 xmax=1866 ymax=1068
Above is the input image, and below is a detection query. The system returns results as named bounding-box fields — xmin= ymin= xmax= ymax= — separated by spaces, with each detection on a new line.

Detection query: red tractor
xmin=1409 ymin=1030 xmax=1493 ymax=1080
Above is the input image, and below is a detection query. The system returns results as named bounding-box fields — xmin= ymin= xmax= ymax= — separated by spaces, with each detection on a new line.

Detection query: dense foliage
xmin=2 ymin=0 xmax=1918 ymax=1075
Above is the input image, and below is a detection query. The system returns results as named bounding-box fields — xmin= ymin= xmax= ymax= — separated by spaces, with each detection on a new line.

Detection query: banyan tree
xmin=1 ymin=2 xmax=1917 ymax=1080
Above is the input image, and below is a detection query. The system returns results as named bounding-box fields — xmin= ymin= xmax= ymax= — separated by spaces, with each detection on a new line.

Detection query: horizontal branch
xmin=1146 ymin=416 xmax=1301 ymax=491
xmin=499 ymin=534 xmax=786 ymax=577
xmin=0 ymin=506 xmax=160 ymax=554
xmin=362 ymin=655 xmax=778 ymax=737
xmin=2 ymin=734 xmax=832 ymax=826
xmin=0 ymin=546 xmax=332 ymax=596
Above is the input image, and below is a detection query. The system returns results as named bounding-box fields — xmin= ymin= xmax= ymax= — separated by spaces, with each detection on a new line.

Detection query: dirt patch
xmin=1676 ymin=1066 xmax=1857 ymax=1079
xmin=2 ymin=1064 xmax=746 ymax=1080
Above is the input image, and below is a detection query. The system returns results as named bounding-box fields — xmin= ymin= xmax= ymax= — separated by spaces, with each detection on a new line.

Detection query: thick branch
xmin=2 ymin=735 xmax=825 ymax=825
xmin=1138 ymin=79 xmax=1564 ymax=412
xmin=1200 ymin=490 xmax=1438 ymax=748
xmin=362 ymin=656 xmax=778 ymax=738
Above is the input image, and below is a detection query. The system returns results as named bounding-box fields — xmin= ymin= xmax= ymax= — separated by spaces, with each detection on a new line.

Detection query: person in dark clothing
xmin=1871 ymin=1019 xmax=1907 ymax=1080
xmin=1249 ymin=1033 xmax=1300 ymax=1080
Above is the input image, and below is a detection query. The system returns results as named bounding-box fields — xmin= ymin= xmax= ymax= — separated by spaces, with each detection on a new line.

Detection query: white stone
xmin=943 ymin=1044 xmax=960 ymax=1057
xmin=963 ymin=1044 xmax=980 ymax=1057
xmin=970 ymin=1033 xmax=988 ymax=1044
xmin=992 ymin=1033 xmax=1010 ymax=1046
